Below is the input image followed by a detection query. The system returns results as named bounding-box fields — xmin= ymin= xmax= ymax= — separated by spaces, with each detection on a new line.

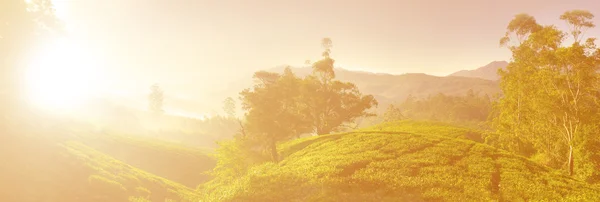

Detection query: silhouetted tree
xmin=383 ymin=104 xmax=404 ymax=123
xmin=304 ymin=38 xmax=378 ymax=135
xmin=239 ymin=39 xmax=379 ymax=161
xmin=321 ymin=37 xmax=332 ymax=57
xmin=223 ymin=96 xmax=247 ymax=138
xmin=148 ymin=83 xmax=164 ymax=114
xmin=240 ymin=68 xmax=312 ymax=161
xmin=223 ymin=97 xmax=236 ymax=118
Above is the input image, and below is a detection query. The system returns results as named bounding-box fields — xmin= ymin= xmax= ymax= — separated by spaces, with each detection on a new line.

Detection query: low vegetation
xmin=390 ymin=90 xmax=493 ymax=123
xmin=79 ymin=132 xmax=216 ymax=188
xmin=0 ymin=129 xmax=200 ymax=202
xmin=200 ymin=121 xmax=600 ymax=201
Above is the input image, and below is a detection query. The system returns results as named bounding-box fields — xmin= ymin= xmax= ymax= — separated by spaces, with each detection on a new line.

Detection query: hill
xmin=222 ymin=66 xmax=501 ymax=114
xmin=78 ymin=132 xmax=216 ymax=188
xmin=100 ymin=62 xmax=504 ymax=119
xmin=0 ymin=111 xmax=216 ymax=201
xmin=0 ymin=130 xmax=200 ymax=202
xmin=448 ymin=61 xmax=508 ymax=81
xmin=26 ymin=111 xmax=218 ymax=188
xmin=82 ymin=98 xmax=239 ymax=149
xmin=200 ymin=120 xmax=600 ymax=201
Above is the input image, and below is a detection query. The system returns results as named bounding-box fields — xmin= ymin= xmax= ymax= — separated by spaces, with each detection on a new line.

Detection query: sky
xmin=48 ymin=0 xmax=600 ymax=115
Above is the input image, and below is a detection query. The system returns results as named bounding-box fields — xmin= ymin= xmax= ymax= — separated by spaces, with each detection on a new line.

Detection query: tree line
xmin=489 ymin=10 xmax=600 ymax=181
xmin=382 ymin=90 xmax=493 ymax=124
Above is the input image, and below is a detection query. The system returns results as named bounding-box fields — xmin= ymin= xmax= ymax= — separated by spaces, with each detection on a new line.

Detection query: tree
xmin=148 ymin=83 xmax=164 ymax=114
xmin=492 ymin=10 xmax=600 ymax=177
xmin=383 ymin=104 xmax=404 ymax=123
xmin=560 ymin=10 xmax=594 ymax=43
xmin=304 ymin=38 xmax=378 ymax=135
xmin=321 ymin=37 xmax=333 ymax=57
xmin=395 ymin=91 xmax=492 ymax=123
xmin=240 ymin=68 xmax=312 ymax=162
xmin=223 ymin=96 xmax=247 ymax=138
xmin=223 ymin=97 xmax=236 ymax=118
xmin=238 ymin=39 xmax=378 ymax=161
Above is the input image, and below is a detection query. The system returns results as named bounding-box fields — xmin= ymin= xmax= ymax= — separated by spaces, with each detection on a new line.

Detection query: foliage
xmin=303 ymin=38 xmax=378 ymax=135
xmin=491 ymin=10 xmax=600 ymax=179
xmin=382 ymin=104 xmax=404 ymax=123
xmin=222 ymin=97 xmax=236 ymax=118
xmin=239 ymin=38 xmax=377 ymax=161
xmin=201 ymin=137 xmax=270 ymax=193
xmin=240 ymin=67 xmax=312 ymax=161
xmin=386 ymin=90 xmax=493 ymax=124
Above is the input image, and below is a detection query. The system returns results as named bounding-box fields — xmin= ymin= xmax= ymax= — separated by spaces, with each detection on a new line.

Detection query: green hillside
xmin=78 ymin=132 xmax=216 ymax=188
xmin=200 ymin=121 xmax=600 ymax=201
xmin=0 ymin=130 xmax=200 ymax=202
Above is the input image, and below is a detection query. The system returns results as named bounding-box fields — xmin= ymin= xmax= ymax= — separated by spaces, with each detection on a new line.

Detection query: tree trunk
xmin=237 ymin=119 xmax=246 ymax=138
xmin=270 ymin=138 xmax=278 ymax=162
xmin=568 ymin=145 xmax=574 ymax=176
xmin=317 ymin=127 xmax=330 ymax=136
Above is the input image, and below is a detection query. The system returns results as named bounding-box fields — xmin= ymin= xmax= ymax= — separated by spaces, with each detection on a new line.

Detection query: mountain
xmin=448 ymin=61 xmax=509 ymax=81
xmin=200 ymin=120 xmax=600 ymax=201
xmin=106 ymin=61 xmax=507 ymax=118
xmin=222 ymin=66 xmax=501 ymax=113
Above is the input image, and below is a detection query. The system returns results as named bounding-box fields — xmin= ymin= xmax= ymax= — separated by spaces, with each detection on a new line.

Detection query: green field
xmin=79 ymin=132 xmax=216 ymax=188
xmin=0 ymin=131 xmax=200 ymax=202
xmin=0 ymin=117 xmax=216 ymax=202
xmin=200 ymin=121 xmax=600 ymax=201
xmin=3 ymin=118 xmax=599 ymax=202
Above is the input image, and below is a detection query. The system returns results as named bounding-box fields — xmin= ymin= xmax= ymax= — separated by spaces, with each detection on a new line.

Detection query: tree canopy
xmin=239 ymin=38 xmax=378 ymax=161
xmin=148 ymin=83 xmax=164 ymax=114
xmin=491 ymin=10 xmax=600 ymax=180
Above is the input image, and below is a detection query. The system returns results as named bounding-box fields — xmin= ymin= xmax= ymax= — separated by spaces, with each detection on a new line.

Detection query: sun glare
xmin=51 ymin=0 xmax=68 ymax=19
xmin=25 ymin=38 xmax=104 ymax=112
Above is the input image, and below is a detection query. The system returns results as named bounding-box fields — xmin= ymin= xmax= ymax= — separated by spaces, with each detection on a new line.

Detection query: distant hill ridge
xmin=196 ymin=61 xmax=507 ymax=116
xmin=260 ymin=65 xmax=502 ymax=110
xmin=448 ymin=61 xmax=509 ymax=81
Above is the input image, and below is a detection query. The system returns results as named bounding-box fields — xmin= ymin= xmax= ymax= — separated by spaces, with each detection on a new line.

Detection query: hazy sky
xmin=50 ymin=0 xmax=600 ymax=114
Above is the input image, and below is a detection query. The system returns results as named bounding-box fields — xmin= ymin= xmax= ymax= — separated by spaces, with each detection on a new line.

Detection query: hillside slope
xmin=78 ymin=132 xmax=216 ymax=188
xmin=19 ymin=112 xmax=218 ymax=188
xmin=448 ymin=61 xmax=508 ymax=81
xmin=201 ymin=121 xmax=599 ymax=201
xmin=0 ymin=130 xmax=200 ymax=202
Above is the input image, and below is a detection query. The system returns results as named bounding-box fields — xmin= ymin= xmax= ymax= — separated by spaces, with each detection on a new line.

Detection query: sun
xmin=24 ymin=37 xmax=104 ymax=112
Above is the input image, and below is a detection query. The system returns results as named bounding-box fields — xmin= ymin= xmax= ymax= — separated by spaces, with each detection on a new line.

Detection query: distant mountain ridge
xmin=218 ymin=65 xmax=501 ymax=114
xmin=164 ymin=61 xmax=507 ymax=116
xmin=448 ymin=61 xmax=508 ymax=81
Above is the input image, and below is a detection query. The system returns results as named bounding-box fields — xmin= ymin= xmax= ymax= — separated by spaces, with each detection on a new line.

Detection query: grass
xmin=78 ymin=132 xmax=216 ymax=187
xmin=201 ymin=120 xmax=600 ymax=201
xmin=359 ymin=120 xmax=486 ymax=141
xmin=62 ymin=141 xmax=200 ymax=201
xmin=0 ymin=117 xmax=204 ymax=202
